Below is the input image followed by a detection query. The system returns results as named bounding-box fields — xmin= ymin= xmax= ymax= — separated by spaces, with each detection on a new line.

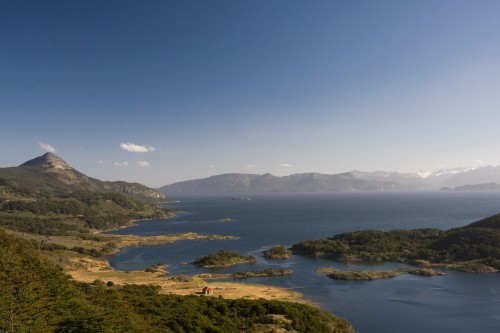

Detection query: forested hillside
xmin=292 ymin=216 xmax=500 ymax=272
xmin=0 ymin=229 xmax=354 ymax=333
xmin=0 ymin=189 xmax=175 ymax=234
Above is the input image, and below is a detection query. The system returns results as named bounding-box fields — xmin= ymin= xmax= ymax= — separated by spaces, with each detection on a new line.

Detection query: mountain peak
xmin=20 ymin=152 xmax=72 ymax=170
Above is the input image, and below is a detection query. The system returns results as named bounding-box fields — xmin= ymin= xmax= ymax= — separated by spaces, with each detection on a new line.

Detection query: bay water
xmin=108 ymin=192 xmax=500 ymax=333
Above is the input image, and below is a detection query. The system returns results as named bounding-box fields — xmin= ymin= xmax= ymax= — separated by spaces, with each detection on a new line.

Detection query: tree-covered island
xmin=193 ymin=249 xmax=257 ymax=267
xmin=292 ymin=214 xmax=500 ymax=273
xmin=263 ymin=245 xmax=293 ymax=259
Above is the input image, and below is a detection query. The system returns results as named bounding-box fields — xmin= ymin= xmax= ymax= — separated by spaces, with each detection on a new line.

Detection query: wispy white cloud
xmin=120 ymin=142 xmax=155 ymax=153
xmin=98 ymin=160 xmax=104 ymax=164
xmin=38 ymin=142 xmax=56 ymax=153
xmin=138 ymin=161 xmax=151 ymax=167
xmin=279 ymin=163 xmax=293 ymax=168
xmin=114 ymin=161 xmax=129 ymax=167
xmin=244 ymin=164 xmax=256 ymax=169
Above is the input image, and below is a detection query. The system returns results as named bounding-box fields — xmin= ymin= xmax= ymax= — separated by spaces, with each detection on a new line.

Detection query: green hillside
xmin=0 ymin=153 xmax=175 ymax=234
xmin=0 ymin=229 xmax=354 ymax=333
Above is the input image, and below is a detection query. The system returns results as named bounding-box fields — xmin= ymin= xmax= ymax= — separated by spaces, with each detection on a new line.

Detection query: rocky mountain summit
xmin=20 ymin=152 xmax=72 ymax=170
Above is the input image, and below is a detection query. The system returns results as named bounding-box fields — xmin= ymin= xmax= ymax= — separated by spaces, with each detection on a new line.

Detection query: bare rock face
xmin=20 ymin=152 xmax=72 ymax=170
xmin=19 ymin=152 xmax=90 ymax=185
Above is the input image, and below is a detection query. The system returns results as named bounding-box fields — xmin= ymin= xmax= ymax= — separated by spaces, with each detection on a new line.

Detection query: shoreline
xmin=316 ymin=267 xmax=446 ymax=280
xmin=91 ymin=209 xmax=184 ymax=234
xmin=4 ymin=213 xmax=306 ymax=303
xmin=64 ymin=256 xmax=304 ymax=302
xmin=57 ymin=217 xmax=307 ymax=303
xmin=62 ymin=240 xmax=305 ymax=303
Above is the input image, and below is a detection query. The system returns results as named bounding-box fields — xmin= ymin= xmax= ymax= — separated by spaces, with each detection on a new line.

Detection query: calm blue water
xmin=108 ymin=192 xmax=500 ymax=333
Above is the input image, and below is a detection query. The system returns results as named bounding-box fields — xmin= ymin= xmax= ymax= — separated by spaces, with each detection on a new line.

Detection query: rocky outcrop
xmin=145 ymin=263 xmax=169 ymax=276
xmin=20 ymin=152 xmax=72 ymax=170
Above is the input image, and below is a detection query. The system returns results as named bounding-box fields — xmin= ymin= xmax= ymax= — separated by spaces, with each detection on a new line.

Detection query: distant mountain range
xmin=441 ymin=183 xmax=500 ymax=191
xmin=1 ymin=152 xmax=166 ymax=200
xmin=159 ymin=166 xmax=500 ymax=194
xmin=12 ymin=153 xmax=500 ymax=195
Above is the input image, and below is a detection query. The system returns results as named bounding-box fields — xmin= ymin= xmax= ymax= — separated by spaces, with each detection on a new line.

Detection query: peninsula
xmin=316 ymin=267 xmax=445 ymax=280
xmin=292 ymin=213 xmax=500 ymax=273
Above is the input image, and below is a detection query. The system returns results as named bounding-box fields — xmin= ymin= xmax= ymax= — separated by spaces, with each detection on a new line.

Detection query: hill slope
xmin=1 ymin=152 xmax=165 ymax=200
xmin=0 ymin=153 xmax=173 ymax=233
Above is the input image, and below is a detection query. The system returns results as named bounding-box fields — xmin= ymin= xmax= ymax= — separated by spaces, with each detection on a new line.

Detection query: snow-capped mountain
xmin=349 ymin=170 xmax=432 ymax=189
xmin=423 ymin=166 xmax=500 ymax=188
xmin=427 ymin=167 xmax=477 ymax=178
xmin=352 ymin=166 xmax=500 ymax=189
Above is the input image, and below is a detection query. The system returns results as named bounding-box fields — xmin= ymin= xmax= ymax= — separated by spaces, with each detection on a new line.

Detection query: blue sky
xmin=1 ymin=0 xmax=500 ymax=187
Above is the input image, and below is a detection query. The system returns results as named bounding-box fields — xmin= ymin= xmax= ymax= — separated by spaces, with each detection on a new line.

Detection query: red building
xmin=202 ymin=286 xmax=213 ymax=295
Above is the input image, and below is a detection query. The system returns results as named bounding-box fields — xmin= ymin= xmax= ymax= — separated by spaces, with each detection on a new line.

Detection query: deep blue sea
xmin=108 ymin=192 xmax=500 ymax=333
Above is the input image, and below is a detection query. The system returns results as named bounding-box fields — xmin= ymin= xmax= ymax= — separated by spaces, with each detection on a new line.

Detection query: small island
xmin=144 ymin=263 xmax=169 ymax=276
xmin=316 ymin=267 xmax=445 ymax=280
xmin=263 ymin=245 xmax=292 ymax=259
xmin=232 ymin=268 xmax=293 ymax=279
xmin=192 ymin=249 xmax=257 ymax=267
xmin=199 ymin=268 xmax=293 ymax=280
